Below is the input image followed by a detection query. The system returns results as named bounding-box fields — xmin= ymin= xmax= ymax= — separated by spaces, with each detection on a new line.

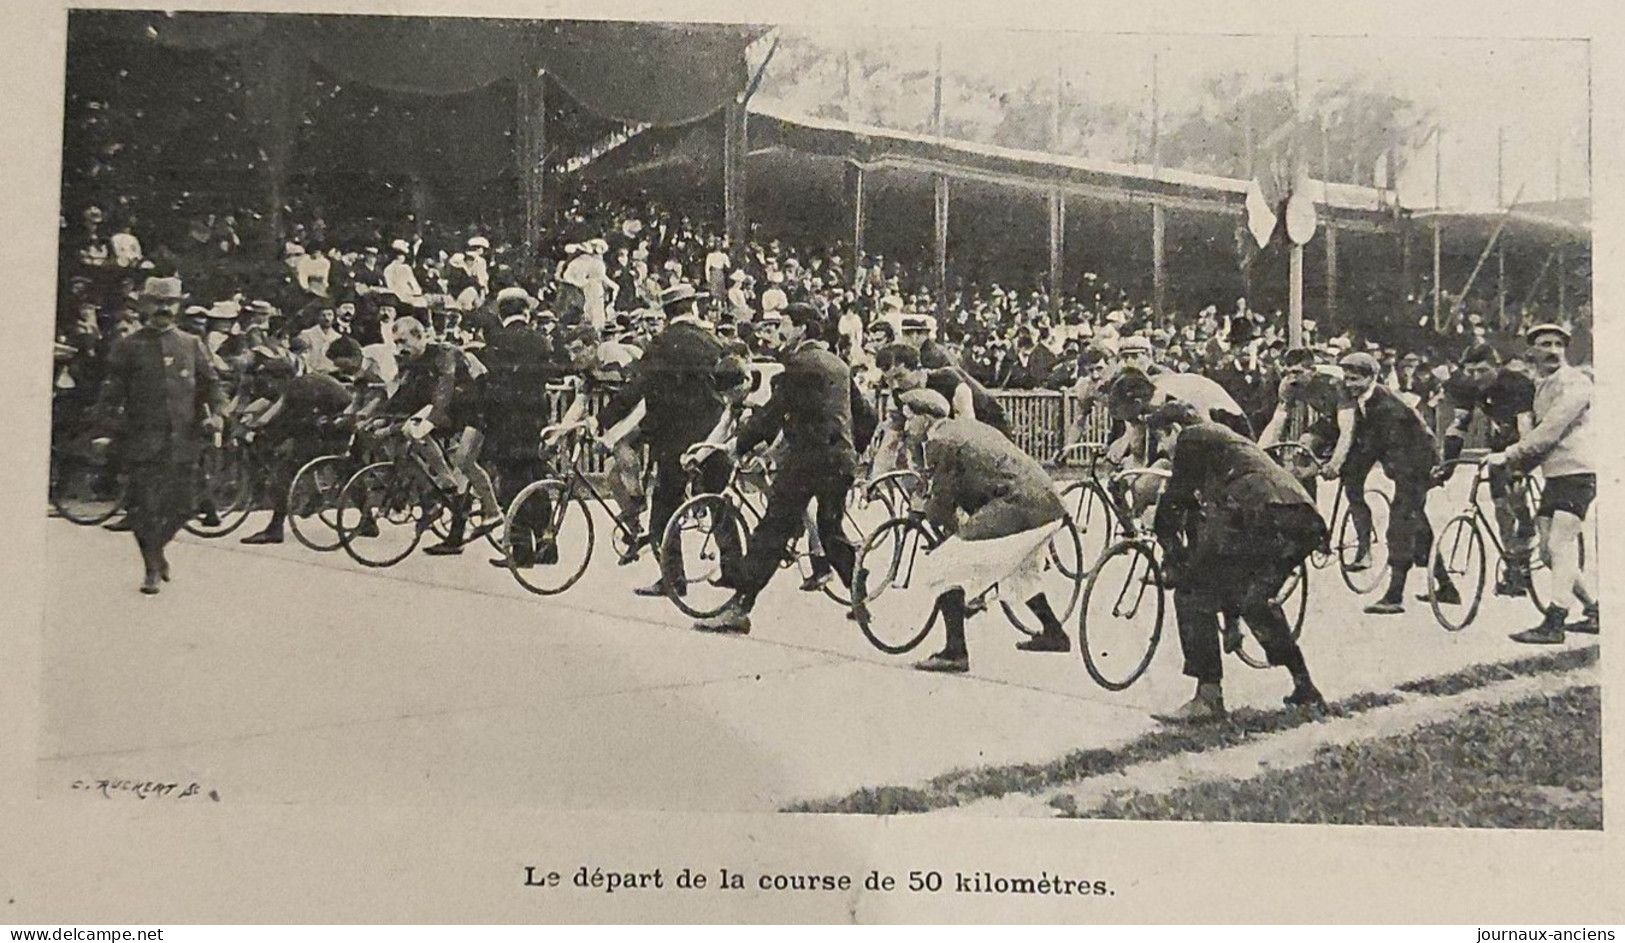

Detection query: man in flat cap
xmin=92 ymin=277 xmax=225 ymax=594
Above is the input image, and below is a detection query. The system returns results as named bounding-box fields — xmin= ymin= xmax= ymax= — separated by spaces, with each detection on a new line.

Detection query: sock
xmin=939 ymin=590 xmax=968 ymax=659
xmin=1024 ymin=593 xmax=1064 ymax=637
xmin=1382 ymin=565 xmax=1409 ymax=603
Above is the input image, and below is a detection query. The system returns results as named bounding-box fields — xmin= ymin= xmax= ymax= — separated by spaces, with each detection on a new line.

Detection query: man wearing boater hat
xmin=91 ymin=277 xmax=225 ymax=594
xmin=1490 ymin=322 xmax=1598 ymax=642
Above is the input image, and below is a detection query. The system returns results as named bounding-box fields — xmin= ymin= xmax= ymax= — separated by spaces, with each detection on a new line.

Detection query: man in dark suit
xmin=1334 ymin=352 xmax=1456 ymax=614
xmin=693 ymin=304 xmax=863 ymax=634
xmin=92 ymin=277 xmax=225 ymax=594
xmin=606 ymin=284 xmax=728 ymax=596
xmin=1149 ymin=408 xmax=1328 ymax=723
xmin=478 ymin=289 xmax=556 ymax=568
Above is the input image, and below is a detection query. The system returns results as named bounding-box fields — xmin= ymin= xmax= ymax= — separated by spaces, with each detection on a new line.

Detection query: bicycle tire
xmin=1428 ymin=513 xmax=1487 ymax=631
xmin=1337 ymin=489 xmax=1391 ymax=595
xmin=336 ymin=461 xmax=427 ymax=568
xmin=1235 ymin=561 xmax=1309 ymax=669
xmin=183 ymin=445 xmax=254 ymax=538
xmin=1001 ymin=513 xmax=1086 ymax=637
xmin=1059 ymin=479 xmax=1116 ymax=576
xmin=286 ymin=454 xmax=350 ymax=552
xmin=49 ymin=447 xmax=125 ymax=525
xmin=503 ymin=478 xmax=595 ymax=596
xmin=1078 ymin=539 xmax=1165 ymax=691
xmin=659 ymin=492 xmax=748 ymax=619
xmin=850 ymin=515 xmax=941 ymax=655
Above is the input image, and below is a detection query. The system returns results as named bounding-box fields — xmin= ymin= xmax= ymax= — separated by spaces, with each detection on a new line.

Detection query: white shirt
xmin=383 ymin=259 xmax=422 ymax=302
xmin=110 ymin=232 xmax=142 ymax=267
xmin=705 ymin=250 xmax=730 ymax=273
xmin=296 ymin=254 xmax=332 ymax=297
xmin=761 ymin=287 xmax=788 ymax=314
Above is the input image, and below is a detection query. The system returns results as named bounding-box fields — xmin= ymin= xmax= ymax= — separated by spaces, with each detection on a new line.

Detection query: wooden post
xmin=1557 ymin=247 xmax=1567 ymax=319
xmin=1150 ymin=47 xmax=1166 ymax=318
xmin=850 ymin=164 xmax=866 ymax=279
xmin=1048 ymin=190 xmax=1065 ymax=315
xmin=1287 ymin=34 xmax=1303 ymax=349
xmin=1433 ymin=128 xmax=1444 ymax=328
xmin=934 ymin=175 xmax=950 ymax=317
xmin=516 ymin=63 xmax=547 ymax=278
xmin=1048 ymin=58 xmax=1064 ymax=317
xmin=1498 ymin=244 xmax=1507 ymax=327
xmin=723 ymin=99 xmax=748 ymax=249
xmin=1322 ymin=120 xmax=1336 ymax=328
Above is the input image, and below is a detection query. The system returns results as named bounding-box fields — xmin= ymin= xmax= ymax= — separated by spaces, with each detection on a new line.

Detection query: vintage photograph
xmin=43 ymin=9 xmax=1598 ymax=826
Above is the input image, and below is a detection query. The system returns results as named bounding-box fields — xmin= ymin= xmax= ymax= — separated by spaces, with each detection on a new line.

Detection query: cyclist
xmin=893 ymin=389 xmax=1073 ymax=673
xmin=1258 ymin=347 xmax=1354 ymax=488
xmin=1336 ymin=351 xmax=1457 ymax=614
xmin=1149 ymin=402 xmax=1328 ymax=723
xmin=1433 ymin=343 xmax=1536 ymax=597
xmin=236 ymin=342 xmax=356 ymax=545
xmin=875 ymin=343 xmax=1012 ymax=438
xmin=382 ymin=315 xmax=500 ymax=555
xmin=692 ymin=305 xmax=860 ymax=635
xmin=1492 ymin=323 xmax=1597 ymax=643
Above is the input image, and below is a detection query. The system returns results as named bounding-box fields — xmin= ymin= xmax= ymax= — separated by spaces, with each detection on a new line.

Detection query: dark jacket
xmin=737 ymin=340 xmax=858 ymax=475
xmin=923 ymin=417 xmax=1064 ymax=540
xmin=96 ymin=325 xmax=223 ymax=464
xmin=1154 ymin=422 xmax=1322 ymax=573
xmin=387 ymin=342 xmax=466 ymax=430
xmin=1348 ymin=384 xmax=1438 ymax=480
xmin=608 ymin=318 xmax=724 ymax=453
xmin=479 ymin=318 xmax=555 ymax=459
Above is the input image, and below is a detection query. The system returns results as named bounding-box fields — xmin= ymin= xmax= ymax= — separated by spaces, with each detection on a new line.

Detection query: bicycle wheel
xmin=790 ymin=502 xmax=869 ymax=607
xmin=503 ymin=478 xmax=594 ymax=596
xmin=1059 ymin=480 xmax=1115 ymax=574
xmin=1235 ymin=562 xmax=1309 ymax=670
xmin=850 ymin=515 xmax=941 ymax=655
xmin=184 ymin=444 xmax=254 ymax=538
xmin=286 ymin=454 xmax=350 ymax=552
xmin=1078 ymin=539 xmax=1165 ymax=691
xmin=660 ymin=493 xmax=749 ymax=619
xmin=1428 ymin=513 xmax=1487 ymax=631
xmin=336 ymin=461 xmax=428 ymax=568
xmin=864 ymin=470 xmax=924 ymax=521
xmin=1001 ymin=514 xmax=1086 ymax=637
xmin=1336 ymin=489 xmax=1391 ymax=594
xmin=49 ymin=447 xmax=124 ymax=525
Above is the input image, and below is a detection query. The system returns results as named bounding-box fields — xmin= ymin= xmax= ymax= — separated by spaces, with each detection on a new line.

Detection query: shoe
xmin=1344 ymin=549 xmax=1373 ymax=573
xmin=1494 ymin=569 xmax=1531 ymax=598
xmin=1221 ymin=617 xmax=1244 ymax=654
xmin=1417 ymin=584 xmax=1461 ymax=605
xmin=913 ymin=652 xmax=970 ymax=674
xmin=1152 ymin=687 xmax=1227 ymax=725
xmin=422 ymin=542 xmax=464 ymax=556
xmin=103 ymin=517 xmax=132 ymax=532
xmin=140 ymin=571 xmax=161 ymax=595
xmin=1567 ymin=604 xmax=1599 ymax=635
xmin=198 ymin=510 xmax=222 ymax=528
xmin=159 ymin=556 xmax=170 ymax=582
xmin=239 ymin=530 xmax=284 ymax=545
xmin=1364 ymin=599 xmax=1405 ymax=615
xmin=537 ymin=542 xmax=559 ymax=566
xmin=1284 ymin=683 xmax=1327 ymax=711
xmin=1015 ymin=632 xmax=1071 ymax=653
xmin=694 ymin=606 xmax=751 ymax=635
xmin=963 ymin=596 xmax=988 ymax=617
xmin=1511 ymin=608 xmax=1568 ymax=645
xmin=799 ymin=563 xmax=834 ymax=593
xmin=635 ymin=580 xmax=682 ymax=598
xmin=616 ymin=532 xmax=646 ymax=565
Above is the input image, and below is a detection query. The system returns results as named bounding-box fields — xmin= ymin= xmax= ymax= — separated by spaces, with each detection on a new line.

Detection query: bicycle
xmin=846 ymin=505 xmax=1087 ymax=657
xmin=500 ymin=419 xmax=651 ymax=597
xmin=1054 ymin=442 xmax=1120 ymax=575
xmin=285 ymin=418 xmax=385 ymax=553
xmin=49 ymin=438 xmax=126 ymax=526
xmin=1262 ymin=442 xmax=1392 ymax=595
xmin=1424 ymin=453 xmax=1582 ymax=632
xmin=1076 ymin=466 xmax=1309 ymax=691
xmin=181 ymin=426 xmax=262 ymax=539
xmin=332 ymin=410 xmax=503 ymax=568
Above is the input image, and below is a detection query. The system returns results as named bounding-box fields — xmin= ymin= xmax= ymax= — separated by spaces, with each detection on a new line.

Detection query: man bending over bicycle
xmin=893 ymin=389 xmax=1072 ymax=673
xmin=1433 ymin=343 xmax=1536 ymax=597
xmin=1149 ymin=402 xmax=1328 ymax=724
xmin=383 ymin=315 xmax=500 ymax=554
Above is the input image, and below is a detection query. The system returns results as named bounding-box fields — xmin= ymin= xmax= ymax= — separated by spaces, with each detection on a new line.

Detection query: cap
xmin=897 ymin=388 xmax=951 ymax=418
xmin=1118 ymin=335 xmax=1153 ymax=355
xmin=1524 ymin=322 xmax=1572 ymax=344
xmin=1338 ymin=351 xmax=1380 ymax=377
xmin=390 ymin=239 xmax=412 ymax=254
xmin=466 ymin=236 xmax=490 ymax=250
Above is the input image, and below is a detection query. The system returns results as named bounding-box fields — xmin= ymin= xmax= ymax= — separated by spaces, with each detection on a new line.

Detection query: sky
xmin=754 ymin=27 xmax=1590 ymax=212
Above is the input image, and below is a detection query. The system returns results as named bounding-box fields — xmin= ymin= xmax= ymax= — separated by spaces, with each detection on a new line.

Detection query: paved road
xmin=37 ymin=496 xmax=1581 ymax=813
